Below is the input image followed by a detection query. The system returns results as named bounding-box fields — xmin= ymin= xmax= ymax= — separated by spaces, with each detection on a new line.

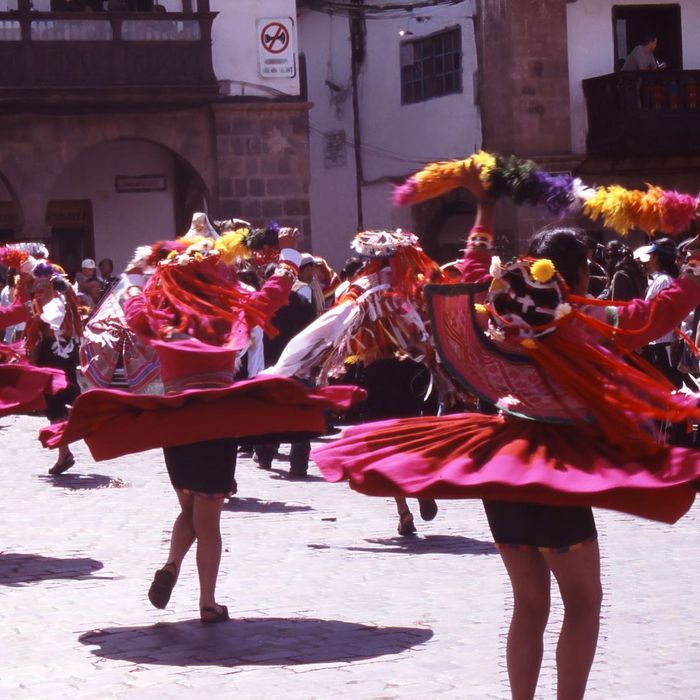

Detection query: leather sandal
xmin=148 ymin=563 xmax=178 ymax=609
xmin=397 ymin=510 xmax=417 ymax=536
xmin=200 ymin=604 xmax=229 ymax=624
xmin=48 ymin=451 xmax=75 ymax=476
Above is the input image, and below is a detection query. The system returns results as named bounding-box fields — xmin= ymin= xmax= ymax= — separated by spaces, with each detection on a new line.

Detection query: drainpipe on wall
xmin=349 ymin=0 xmax=366 ymax=231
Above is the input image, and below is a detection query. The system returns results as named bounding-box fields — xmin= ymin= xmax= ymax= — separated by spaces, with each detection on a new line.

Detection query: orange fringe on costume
xmin=145 ymin=258 xmax=274 ymax=346
xmin=520 ymin=305 xmax=700 ymax=456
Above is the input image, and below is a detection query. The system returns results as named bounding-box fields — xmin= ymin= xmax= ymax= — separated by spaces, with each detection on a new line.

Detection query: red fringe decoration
xmin=144 ymin=258 xmax=275 ymax=346
xmin=524 ymin=313 xmax=700 ymax=456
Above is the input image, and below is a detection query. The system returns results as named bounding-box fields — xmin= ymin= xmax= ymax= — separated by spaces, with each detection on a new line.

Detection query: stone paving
xmin=1 ymin=412 xmax=699 ymax=699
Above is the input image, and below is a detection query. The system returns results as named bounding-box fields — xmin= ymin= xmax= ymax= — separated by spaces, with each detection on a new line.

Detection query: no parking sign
xmin=257 ymin=17 xmax=296 ymax=79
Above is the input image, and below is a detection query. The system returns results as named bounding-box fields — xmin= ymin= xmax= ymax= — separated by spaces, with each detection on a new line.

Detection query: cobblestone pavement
xmin=1 ymin=413 xmax=699 ymax=699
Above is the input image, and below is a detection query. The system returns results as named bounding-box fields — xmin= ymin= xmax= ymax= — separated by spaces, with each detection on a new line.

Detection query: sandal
xmin=148 ymin=562 xmax=178 ymax=609
xmin=397 ymin=510 xmax=417 ymax=536
xmin=48 ymin=451 xmax=75 ymax=476
xmin=200 ymin=604 xmax=229 ymax=624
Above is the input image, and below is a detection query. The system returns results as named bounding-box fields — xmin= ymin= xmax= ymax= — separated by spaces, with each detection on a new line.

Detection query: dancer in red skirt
xmin=42 ymin=227 xmax=363 ymax=623
xmin=312 ymin=166 xmax=700 ymax=698
xmin=0 ymin=248 xmax=69 ymax=420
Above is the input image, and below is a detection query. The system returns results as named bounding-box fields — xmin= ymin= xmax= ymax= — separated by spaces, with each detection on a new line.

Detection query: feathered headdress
xmin=483 ymin=256 xmax=700 ymax=454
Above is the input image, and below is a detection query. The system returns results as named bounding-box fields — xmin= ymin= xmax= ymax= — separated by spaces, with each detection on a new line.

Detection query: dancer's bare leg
xmin=544 ymin=541 xmax=602 ymax=700
xmin=163 ymin=489 xmax=196 ymax=577
xmin=499 ymin=548 xmax=551 ymax=700
xmin=192 ymin=494 xmax=226 ymax=610
xmin=394 ymin=496 xmax=415 ymax=535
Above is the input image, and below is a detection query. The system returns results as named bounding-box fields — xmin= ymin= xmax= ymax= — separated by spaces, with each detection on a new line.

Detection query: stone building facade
xmin=0 ymin=1 xmax=309 ymax=274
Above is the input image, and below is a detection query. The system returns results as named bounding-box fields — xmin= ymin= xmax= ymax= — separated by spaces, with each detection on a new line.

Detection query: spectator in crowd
xmin=636 ymin=239 xmax=685 ymax=385
xmin=254 ymin=260 xmax=317 ymax=476
xmin=97 ymin=258 xmax=118 ymax=288
xmin=603 ymin=240 xmax=647 ymax=301
xmin=621 ymin=33 xmax=666 ymax=71
xmin=0 ymin=267 xmax=25 ymax=343
xmin=74 ymin=258 xmax=97 ymax=293
xmin=84 ymin=278 xmax=104 ymax=308
xmin=295 ymin=253 xmax=324 ymax=317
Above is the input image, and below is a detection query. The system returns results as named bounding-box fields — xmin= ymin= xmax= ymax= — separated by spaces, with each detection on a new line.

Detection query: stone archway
xmin=45 ymin=136 xmax=211 ymax=274
xmin=0 ymin=107 xmax=217 ymax=246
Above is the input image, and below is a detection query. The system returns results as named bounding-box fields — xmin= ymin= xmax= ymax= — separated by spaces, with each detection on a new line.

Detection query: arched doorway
xmin=46 ymin=139 xmax=209 ymax=277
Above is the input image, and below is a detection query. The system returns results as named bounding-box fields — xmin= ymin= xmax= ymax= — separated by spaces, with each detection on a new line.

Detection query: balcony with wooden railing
xmin=0 ymin=2 xmax=218 ymax=110
xmin=583 ymin=71 xmax=700 ymax=156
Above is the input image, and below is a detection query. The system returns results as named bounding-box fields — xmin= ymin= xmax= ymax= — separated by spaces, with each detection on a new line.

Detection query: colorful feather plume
xmin=214 ymin=229 xmax=251 ymax=265
xmin=393 ymin=151 xmax=700 ymax=237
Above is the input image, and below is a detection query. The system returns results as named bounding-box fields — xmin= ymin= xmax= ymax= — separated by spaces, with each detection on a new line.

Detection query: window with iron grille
xmin=400 ymin=27 xmax=462 ymax=104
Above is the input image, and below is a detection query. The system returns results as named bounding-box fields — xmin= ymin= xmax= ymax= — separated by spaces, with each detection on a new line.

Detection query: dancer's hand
xmin=278 ymin=227 xmax=299 ymax=250
xmin=462 ymin=160 xmax=489 ymax=202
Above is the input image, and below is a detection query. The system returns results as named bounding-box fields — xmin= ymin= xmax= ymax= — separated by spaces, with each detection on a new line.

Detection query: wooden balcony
xmin=0 ymin=7 xmax=218 ymax=111
xmin=583 ymin=71 xmax=700 ymax=156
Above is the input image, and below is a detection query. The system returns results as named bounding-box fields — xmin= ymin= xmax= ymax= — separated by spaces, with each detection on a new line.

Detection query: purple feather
xmin=33 ymin=262 xmax=55 ymax=278
xmin=393 ymin=177 xmax=419 ymax=206
xmin=531 ymin=171 xmax=576 ymax=216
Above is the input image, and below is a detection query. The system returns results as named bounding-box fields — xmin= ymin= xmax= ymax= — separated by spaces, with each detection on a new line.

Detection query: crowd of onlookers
xmin=586 ymin=236 xmax=700 ymax=369
xmin=586 ymin=235 xmax=700 ymax=446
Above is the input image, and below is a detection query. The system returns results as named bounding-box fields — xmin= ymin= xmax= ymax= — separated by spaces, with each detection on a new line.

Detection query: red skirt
xmin=40 ymin=376 xmax=365 ymax=462
xmin=311 ymin=413 xmax=700 ymax=524
xmin=0 ymin=364 xmax=68 ymax=417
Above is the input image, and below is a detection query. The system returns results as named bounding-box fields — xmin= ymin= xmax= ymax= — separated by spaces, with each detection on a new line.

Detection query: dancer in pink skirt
xmin=312 ymin=166 xmax=700 ymax=699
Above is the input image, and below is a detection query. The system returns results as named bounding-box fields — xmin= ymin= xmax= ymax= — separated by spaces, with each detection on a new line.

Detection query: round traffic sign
xmin=261 ymin=22 xmax=289 ymax=54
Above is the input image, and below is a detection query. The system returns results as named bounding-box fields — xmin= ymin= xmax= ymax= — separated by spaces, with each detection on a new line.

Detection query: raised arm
xmin=461 ymin=200 xmax=496 ymax=285
xmin=247 ymin=247 xmax=301 ymax=325
xmin=614 ymin=272 xmax=700 ymax=350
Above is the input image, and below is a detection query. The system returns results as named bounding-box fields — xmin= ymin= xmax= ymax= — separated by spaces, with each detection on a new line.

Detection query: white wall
xmin=211 ymin=0 xmax=300 ymax=98
xmin=567 ymin=0 xmax=700 ymax=153
xmin=49 ymin=141 xmax=176 ymax=272
xmin=299 ymin=2 xmax=481 ymax=268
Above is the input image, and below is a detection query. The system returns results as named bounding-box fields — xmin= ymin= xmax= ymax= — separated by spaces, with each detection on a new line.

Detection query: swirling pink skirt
xmin=40 ymin=376 xmax=365 ymax=462
xmin=0 ymin=364 xmax=68 ymax=417
xmin=312 ymin=413 xmax=700 ymax=524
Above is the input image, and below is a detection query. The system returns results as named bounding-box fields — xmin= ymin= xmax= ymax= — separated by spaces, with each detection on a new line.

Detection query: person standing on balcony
xmin=621 ymin=33 xmax=667 ymax=71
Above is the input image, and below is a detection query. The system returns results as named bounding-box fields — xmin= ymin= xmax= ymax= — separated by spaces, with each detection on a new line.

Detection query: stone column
xmin=211 ymin=102 xmax=313 ymax=249
xmin=475 ymin=0 xmax=574 ymax=253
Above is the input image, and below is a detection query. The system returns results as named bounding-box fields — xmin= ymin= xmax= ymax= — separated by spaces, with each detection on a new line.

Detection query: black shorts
xmin=163 ymin=438 xmax=238 ymax=495
xmin=483 ymin=499 xmax=597 ymax=553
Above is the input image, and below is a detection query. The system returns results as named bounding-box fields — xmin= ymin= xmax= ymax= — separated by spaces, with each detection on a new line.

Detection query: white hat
xmin=81 ymin=258 xmax=96 ymax=269
xmin=299 ymin=253 xmax=315 ymax=268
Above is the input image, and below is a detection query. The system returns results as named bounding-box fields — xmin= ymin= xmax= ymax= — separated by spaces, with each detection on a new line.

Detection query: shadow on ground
xmin=79 ymin=617 xmax=433 ymax=667
xmin=223 ymin=497 xmax=313 ymax=515
xmin=0 ymin=552 xmax=105 ymax=586
xmin=268 ymin=469 xmax=326 ymax=483
xmin=309 ymin=535 xmax=497 ymax=556
xmin=38 ymin=473 xmax=127 ymax=490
